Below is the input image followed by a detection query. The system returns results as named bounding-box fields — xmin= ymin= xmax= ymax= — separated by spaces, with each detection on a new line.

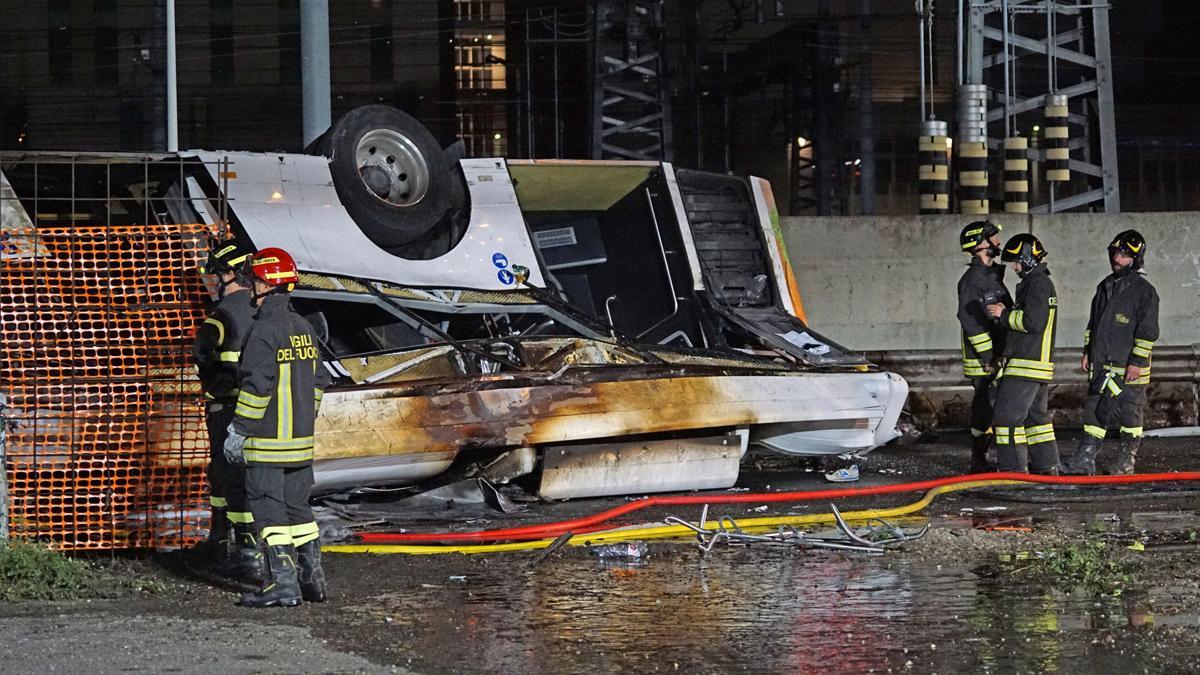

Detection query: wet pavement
xmin=341 ymin=529 xmax=1200 ymax=674
xmin=316 ymin=433 xmax=1200 ymax=673
xmin=6 ymin=433 xmax=1200 ymax=673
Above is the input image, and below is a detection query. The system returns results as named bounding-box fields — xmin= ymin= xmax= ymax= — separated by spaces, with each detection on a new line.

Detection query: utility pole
xmin=166 ymin=0 xmax=178 ymax=151
xmin=150 ymin=6 xmax=167 ymax=151
xmin=301 ymin=0 xmax=332 ymax=148
xmin=857 ymin=0 xmax=876 ymax=215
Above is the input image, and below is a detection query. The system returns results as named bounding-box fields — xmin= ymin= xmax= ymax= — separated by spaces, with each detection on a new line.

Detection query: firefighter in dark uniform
xmin=224 ymin=247 xmax=330 ymax=608
xmin=985 ymin=234 xmax=1060 ymax=474
xmin=1062 ymin=230 xmax=1159 ymax=475
xmin=956 ymin=220 xmax=1010 ymax=472
xmin=192 ymin=238 xmax=263 ymax=581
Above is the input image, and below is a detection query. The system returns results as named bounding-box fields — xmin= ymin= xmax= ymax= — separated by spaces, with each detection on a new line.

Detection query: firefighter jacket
xmin=192 ymin=289 xmax=256 ymax=402
xmin=956 ymin=258 xmax=1010 ymax=377
xmin=997 ymin=265 xmax=1058 ymax=382
xmin=1084 ymin=271 xmax=1159 ymax=385
xmin=231 ymin=294 xmax=331 ymax=466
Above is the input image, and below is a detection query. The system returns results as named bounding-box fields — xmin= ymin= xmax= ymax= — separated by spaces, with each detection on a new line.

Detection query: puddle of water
xmin=359 ymin=543 xmax=1200 ymax=674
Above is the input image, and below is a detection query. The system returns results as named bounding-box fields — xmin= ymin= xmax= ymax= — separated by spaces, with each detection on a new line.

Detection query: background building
xmin=1 ymin=1 xmax=1196 ymax=213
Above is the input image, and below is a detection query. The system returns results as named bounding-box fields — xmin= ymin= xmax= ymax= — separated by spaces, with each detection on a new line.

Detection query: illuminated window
xmin=457 ymin=107 xmax=507 ymax=157
xmin=454 ymin=41 xmax=506 ymax=91
xmin=452 ymin=0 xmax=507 ymax=156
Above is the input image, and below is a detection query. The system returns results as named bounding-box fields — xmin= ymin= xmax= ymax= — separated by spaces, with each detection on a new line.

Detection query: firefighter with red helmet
xmin=192 ymin=238 xmax=263 ymax=581
xmin=1062 ymin=229 xmax=1160 ymax=475
xmin=224 ymin=247 xmax=330 ymax=608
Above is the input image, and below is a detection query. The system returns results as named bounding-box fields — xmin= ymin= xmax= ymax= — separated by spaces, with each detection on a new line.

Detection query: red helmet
xmin=248 ymin=247 xmax=300 ymax=289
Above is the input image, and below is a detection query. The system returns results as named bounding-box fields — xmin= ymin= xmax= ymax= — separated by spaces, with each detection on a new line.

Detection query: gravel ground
xmin=0 ymin=612 xmax=406 ymax=674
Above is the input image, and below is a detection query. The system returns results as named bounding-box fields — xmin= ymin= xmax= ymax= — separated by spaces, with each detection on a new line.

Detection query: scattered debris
xmin=824 ymin=464 xmax=861 ymax=483
xmin=531 ymin=531 xmax=574 ymax=566
xmin=664 ymin=503 xmax=929 ymax=556
xmin=591 ymin=542 xmax=648 ymax=561
xmin=405 ymin=478 xmax=525 ymax=514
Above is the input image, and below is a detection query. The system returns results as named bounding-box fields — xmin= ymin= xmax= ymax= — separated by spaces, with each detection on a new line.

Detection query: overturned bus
xmin=1 ymin=106 xmax=906 ymax=502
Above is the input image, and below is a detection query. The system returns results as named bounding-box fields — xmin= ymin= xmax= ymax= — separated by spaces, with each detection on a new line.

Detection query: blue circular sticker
xmin=492 ymin=252 xmax=509 ymax=269
xmin=497 ymin=269 xmax=515 ymax=285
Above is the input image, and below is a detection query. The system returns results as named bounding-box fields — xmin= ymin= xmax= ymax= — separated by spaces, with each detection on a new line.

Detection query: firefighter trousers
xmin=992 ymin=376 xmax=1059 ymax=473
xmin=245 ymin=464 xmax=320 ymax=548
xmin=1082 ymin=372 xmax=1147 ymax=442
xmin=206 ymin=402 xmax=249 ymax=522
xmin=969 ymin=374 xmax=997 ymax=440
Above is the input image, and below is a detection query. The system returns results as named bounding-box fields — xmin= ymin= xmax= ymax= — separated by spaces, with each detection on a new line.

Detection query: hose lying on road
xmin=350 ymin=472 xmax=1200 ymax=545
xmin=323 ymin=472 xmax=1200 ymax=556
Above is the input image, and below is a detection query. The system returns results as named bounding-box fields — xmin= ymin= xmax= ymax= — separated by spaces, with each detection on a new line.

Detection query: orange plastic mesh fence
xmin=1 ymin=224 xmax=214 ymax=550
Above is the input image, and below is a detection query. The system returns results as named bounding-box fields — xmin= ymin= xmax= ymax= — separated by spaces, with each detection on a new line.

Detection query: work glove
xmin=224 ymin=424 xmax=248 ymax=466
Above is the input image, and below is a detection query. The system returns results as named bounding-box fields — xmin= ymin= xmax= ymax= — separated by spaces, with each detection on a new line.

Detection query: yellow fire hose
xmin=323 ymin=478 xmax=1026 ymax=555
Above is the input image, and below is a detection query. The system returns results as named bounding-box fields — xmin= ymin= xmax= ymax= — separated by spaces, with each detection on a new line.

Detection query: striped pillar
xmin=1004 ymin=136 xmax=1029 ymax=214
xmin=918 ymin=120 xmax=950 ymax=214
xmin=957 ymin=84 xmax=989 ymax=215
xmin=958 ymin=141 xmax=989 ymax=215
xmin=1044 ymin=93 xmax=1070 ymax=182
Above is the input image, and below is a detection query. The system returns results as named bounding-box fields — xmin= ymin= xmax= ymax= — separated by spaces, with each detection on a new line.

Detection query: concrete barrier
xmin=783 ymin=212 xmax=1200 ymax=352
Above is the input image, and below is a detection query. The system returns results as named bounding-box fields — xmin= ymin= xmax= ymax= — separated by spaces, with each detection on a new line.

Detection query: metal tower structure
xmin=963 ymin=0 xmax=1119 ymax=213
xmin=589 ymin=0 xmax=672 ymax=161
xmin=788 ymin=0 xmax=852 ymax=216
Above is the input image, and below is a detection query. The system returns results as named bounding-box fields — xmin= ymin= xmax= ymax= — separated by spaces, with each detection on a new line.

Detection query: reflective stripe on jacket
xmin=999 ymin=265 xmax=1058 ymax=381
xmin=232 ymin=294 xmax=331 ymax=466
xmin=1084 ymin=271 xmax=1159 ymax=381
xmin=956 ymin=258 xmax=1010 ymax=378
xmin=192 ymin=289 xmax=256 ymax=401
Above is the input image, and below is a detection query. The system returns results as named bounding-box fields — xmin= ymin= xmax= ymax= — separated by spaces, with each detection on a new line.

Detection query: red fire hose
xmin=354 ymin=471 xmax=1200 ymax=545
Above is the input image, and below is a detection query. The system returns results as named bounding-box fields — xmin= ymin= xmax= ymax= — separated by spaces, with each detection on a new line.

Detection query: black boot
xmin=204 ymin=507 xmax=229 ymax=560
xmin=218 ymin=523 xmax=267 ymax=583
xmin=1061 ymin=436 xmax=1103 ymax=476
xmin=996 ymin=443 xmax=1029 ymax=473
xmin=1029 ymin=442 xmax=1061 ymax=476
xmin=969 ymin=434 xmax=995 ymax=473
xmin=240 ymin=544 xmax=302 ymax=608
xmin=297 ymin=540 xmax=327 ymax=603
xmin=1105 ymin=435 xmax=1141 ymax=475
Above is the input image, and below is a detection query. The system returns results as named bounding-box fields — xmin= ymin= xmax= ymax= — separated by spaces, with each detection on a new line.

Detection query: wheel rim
xmin=354 ymin=129 xmax=431 ymax=207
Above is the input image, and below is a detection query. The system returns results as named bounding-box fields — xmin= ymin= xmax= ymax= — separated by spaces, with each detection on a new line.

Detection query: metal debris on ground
xmin=531 ymin=531 xmax=574 ymax=566
xmin=664 ymin=503 xmax=930 ymax=556
xmin=591 ymin=542 xmax=649 ymax=561
xmin=824 ymin=464 xmax=861 ymax=483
